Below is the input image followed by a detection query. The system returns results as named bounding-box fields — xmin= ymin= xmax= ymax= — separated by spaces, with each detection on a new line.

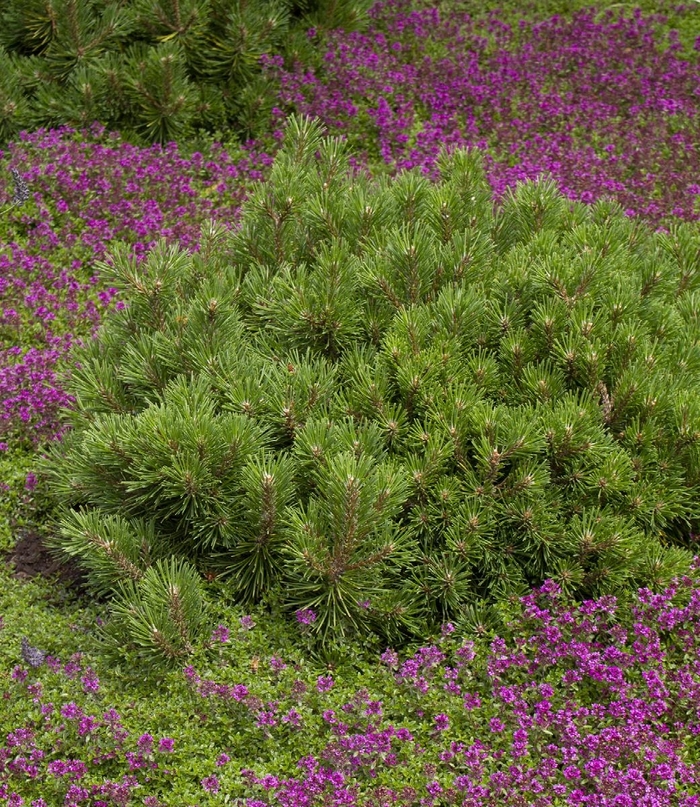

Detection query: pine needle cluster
xmin=0 ymin=0 xmax=372 ymax=146
xmin=40 ymin=116 xmax=700 ymax=665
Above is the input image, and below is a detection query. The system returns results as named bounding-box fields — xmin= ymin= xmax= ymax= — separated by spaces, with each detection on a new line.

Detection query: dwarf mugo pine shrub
xmin=0 ymin=0 xmax=373 ymax=146
xmin=40 ymin=115 xmax=700 ymax=665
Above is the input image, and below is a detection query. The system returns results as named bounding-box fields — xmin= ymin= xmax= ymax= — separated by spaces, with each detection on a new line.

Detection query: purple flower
xmin=231 ymin=684 xmax=249 ymax=701
xmin=291 ymin=679 xmax=307 ymax=698
xmin=295 ymin=608 xmax=317 ymax=625
xmin=463 ymin=692 xmax=482 ymax=710
xmin=281 ymin=709 xmax=302 ymax=728
xmin=80 ymin=668 xmax=100 ymax=694
xmin=47 ymin=761 xmax=67 ymax=777
xmin=269 ymin=656 xmax=287 ymax=672
xmin=210 ymin=624 xmax=230 ymax=643
xmin=201 ymin=774 xmax=220 ymax=794
xmin=158 ymin=737 xmax=175 ymax=753
xmin=102 ymin=708 xmax=122 ymax=725
xmin=256 ymin=711 xmax=277 ymax=728
xmin=316 ymin=675 xmax=334 ymax=693
xmin=7 ymin=728 xmax=34 ymax=748
xmin=426 ymin=781 xmax=443 ymax=797
xmin=249 ymin=774 xmax=275 ymax=790
xmin=60 ymin=702 xmax=83 ymax=720
xmin=364 ymin=700 xmax=383 ymax=716
xmin=216 ymin=753 xmax=230 ymax=766
xmin=64 ymin=785 xmax=89 ymax=804
xmin=456 ymin=642 xmax=476 ymax=663
xmin=137 ymin=733 xmax=154 ymax=752
xmin=77 ymin=715 xmax=99 ymax=736
xmin=434 ymin=713 xmax=450 ymax=731
xmin=63 ymin=660 xmax=81 ymax=679
xmin=239 ymin=615 xmax=256 ymax=630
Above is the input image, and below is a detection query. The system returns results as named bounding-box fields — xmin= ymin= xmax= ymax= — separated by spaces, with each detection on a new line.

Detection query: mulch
xmin=2 ymin=528 xmax=92 ymax=601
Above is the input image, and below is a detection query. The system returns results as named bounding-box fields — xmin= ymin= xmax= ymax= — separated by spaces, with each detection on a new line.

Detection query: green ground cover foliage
xmin=38 ymin=116 xmax=699 ymax=667
xmin=432 ymin=0 xmax=700 ymax=56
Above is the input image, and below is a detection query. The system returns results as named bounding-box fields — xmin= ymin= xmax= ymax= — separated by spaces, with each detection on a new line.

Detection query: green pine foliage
xmin=40 ymin=116 xmax=700 ymax=666
xmin=0 ymin=0 xmax=373 ymax=146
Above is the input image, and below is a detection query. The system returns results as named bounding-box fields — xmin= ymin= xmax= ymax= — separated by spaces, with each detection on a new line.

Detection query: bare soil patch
xmin=2 ymin=528 xmax=92 ymax=600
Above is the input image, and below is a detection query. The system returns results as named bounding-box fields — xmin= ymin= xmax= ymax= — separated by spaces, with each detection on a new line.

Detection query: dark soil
xmin=2 ymin=528 xmax=92 ymax=601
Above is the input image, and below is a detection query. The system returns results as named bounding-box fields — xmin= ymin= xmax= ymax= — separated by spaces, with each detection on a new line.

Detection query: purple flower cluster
xmin=0 ymin=123 xmax=273 ymax=449
xmin=266 ymin=1 xmax=700 ymax=225
xmin=296 ymin=608 xmax=318 ymax=625
xmin=3 ymin=567 xmax=700 ymax=803
xmin=204 ymin=569 xmax=700 ymax=807
xmin=0 ymin=695 xmax=171 ymax=805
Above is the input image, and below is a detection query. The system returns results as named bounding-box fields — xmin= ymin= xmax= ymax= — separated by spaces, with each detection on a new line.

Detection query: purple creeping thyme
xmin=79 ymin=668 xmax=99 ymax=695
xmin=136 ymin=733 xmax=153 ymax=753
xmin=265 ymin=1 xmax=700 ymax=227
xmin=228 ymin=565 xmax=700 ymax=806
xmin=200 ymin=774 xmax=220 ymax=794
xmin=295 ymin=608 xmax=318 ymax=625
xmin=0 ymin=123 xmax=273 ymax=450
xmin=433 ymin=713 xmax=449 ymax=731
xmin=316 ymin=675 xmax=335 ymax=693
xmin=2 ymin=9 xmax=700 ymax=799
xmin=210 ymin=624 xmax=230 ymax=644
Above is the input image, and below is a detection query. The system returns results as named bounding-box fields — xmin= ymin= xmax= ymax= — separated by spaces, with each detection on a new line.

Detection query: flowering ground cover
xmin=265 ymin=0 xmax=700 ymax=225
xmin=1 ymin=1 xmax=700 ymax=805
xmin=0 ymin=124 xmax=275 ymax=453
xmin=2 ymin=569 xmax=700 ymax=805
